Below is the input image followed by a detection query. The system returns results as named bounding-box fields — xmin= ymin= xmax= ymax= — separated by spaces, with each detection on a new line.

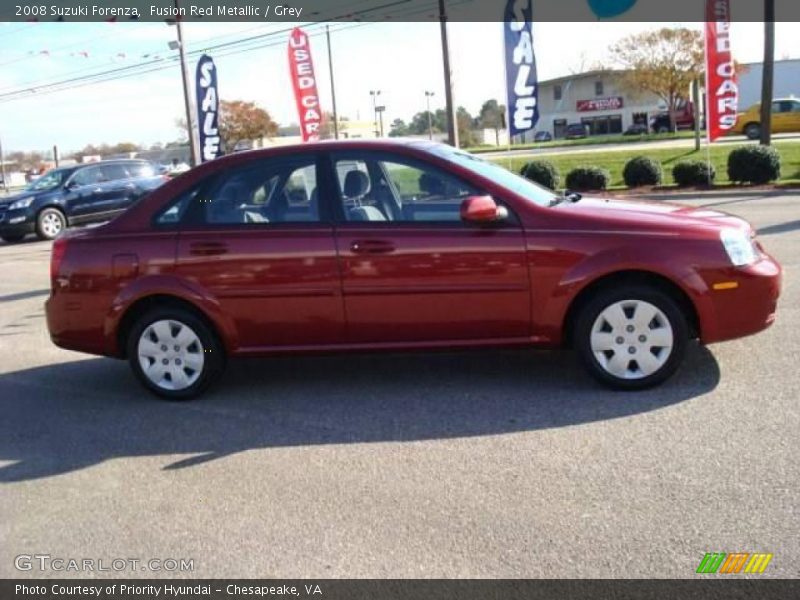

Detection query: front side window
xmin=204 ymin=158 xmax=319 ymax=225
xmin=100 ymin=164 xmax=130 ymax=181
xmin=71 ymin=166 xmax=106 ymax=186
xmin=332 ymin=153 xmax=478 ymax=223
xmin=128 ymin=162 xmax=156 ymax=178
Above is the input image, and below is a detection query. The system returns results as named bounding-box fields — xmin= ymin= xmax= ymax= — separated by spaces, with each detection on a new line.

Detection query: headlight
xmin=720 ymin=228 xmax=757 ymax=266
xmin=8 ymin=197 xmax=34 ymax=210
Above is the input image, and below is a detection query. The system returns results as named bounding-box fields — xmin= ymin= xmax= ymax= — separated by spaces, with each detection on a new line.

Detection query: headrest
xmin=344 ymin=170 xmax=370 ymax=198
xmin=418 ymin=172 xmax=444 ymax=195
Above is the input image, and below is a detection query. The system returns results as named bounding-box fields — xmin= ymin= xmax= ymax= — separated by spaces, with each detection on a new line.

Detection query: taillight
xmin=50 ymin=236 xmax=68 ymax=286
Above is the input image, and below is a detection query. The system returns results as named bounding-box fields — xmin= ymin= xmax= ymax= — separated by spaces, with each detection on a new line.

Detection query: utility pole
xmin=172 ymin=0 xmax=199 ymax=166
xmin=438 ymin=0 xmax=458 ymax=147
xmin=759 ymin=0 xmax=775 ymax=146
xmin=326 ymin=25 xmax=339 ymax=140
xmin=53 ymin=144 xmax=59 ymax=168
xmin=425 ymin=91 xmax=435 ymax=139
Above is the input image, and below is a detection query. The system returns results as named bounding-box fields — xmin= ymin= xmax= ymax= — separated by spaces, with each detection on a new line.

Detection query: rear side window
xmin=128 ymin=162 xmax=156 ymax=178
xmin=203 ymin=158 xmax=320 ymax=225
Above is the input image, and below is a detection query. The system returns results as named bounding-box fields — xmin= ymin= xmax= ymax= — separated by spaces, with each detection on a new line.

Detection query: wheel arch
xmin=562 ymin=270 xmax=701 ymax=348
xmin=114 ymin=293 xmax=230 ymax=359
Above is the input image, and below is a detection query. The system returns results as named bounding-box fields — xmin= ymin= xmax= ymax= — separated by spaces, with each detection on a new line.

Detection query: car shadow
xmin=0 ymin=344 xmax=720 ymax=482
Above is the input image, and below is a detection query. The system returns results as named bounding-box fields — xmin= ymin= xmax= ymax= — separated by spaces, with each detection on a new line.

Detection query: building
xmin=525 ymin=69 xmax=669 ymax=140
xmin=736 ymin=58 xmax=800 ymax=109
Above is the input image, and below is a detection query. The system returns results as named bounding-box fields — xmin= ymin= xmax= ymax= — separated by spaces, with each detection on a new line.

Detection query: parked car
xmin=624 ymin=123 xmax=649 ymax=136
xmin=565 ymin=123 xmax=588 ymax=139
xmin=0 ymin=159 xmax=166 ymax=243
xmin=732 ymin=98 xmax=800 ymax=140
xmin=534 ymin=131 xmax=553 ymax=142
xmin=45 ymin=140 xmax=781 ymax=399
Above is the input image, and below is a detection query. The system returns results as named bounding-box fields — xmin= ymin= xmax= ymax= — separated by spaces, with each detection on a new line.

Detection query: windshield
xmin=24 ymin=168 xmax=71 ymax=192
xmin=429 ymin=145 xmax=556 ymax=208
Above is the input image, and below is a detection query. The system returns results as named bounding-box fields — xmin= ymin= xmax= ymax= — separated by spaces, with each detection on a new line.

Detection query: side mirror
xmin=460 ymin=195 xmax=507 ymax=223
xmin=65 ymin=181 xmax=80 ymax=191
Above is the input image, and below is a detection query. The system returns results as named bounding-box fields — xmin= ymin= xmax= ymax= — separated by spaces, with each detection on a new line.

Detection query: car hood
xmin=0 ymin=191 xmax=37 ymax=207
xmin=552 ymin=196 xmax=751 ymax=235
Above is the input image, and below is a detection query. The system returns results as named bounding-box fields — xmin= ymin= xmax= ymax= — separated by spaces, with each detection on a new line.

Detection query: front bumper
xmin=0 ymin=207 xmax=35 ymax=237
xmin=699 ymin=255 xmax=782 ymax=344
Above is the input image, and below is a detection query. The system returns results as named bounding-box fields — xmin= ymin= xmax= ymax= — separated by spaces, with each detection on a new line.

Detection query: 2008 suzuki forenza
xmin=45 ymin=140 xmax=782 ymax=399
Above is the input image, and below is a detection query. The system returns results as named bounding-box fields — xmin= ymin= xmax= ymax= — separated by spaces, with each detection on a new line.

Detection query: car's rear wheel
xmin=36 ymin=208 xmax=66 ymax=240
xmin=127 ymin=307 xmax=225 ymax=400
xmin=1 ymin=233 xmax=25 ymax=243
xmin=574 ymin=285 xmax=688 ymax=390
xmin=744 ymin=123 xmax=761 ymax=140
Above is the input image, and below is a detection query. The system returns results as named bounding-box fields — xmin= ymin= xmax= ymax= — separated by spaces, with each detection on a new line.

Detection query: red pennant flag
xmin=704 ymin=0 xmax=739 ymax=142
xmin=288 ymin=28 xmax=322 ymax=142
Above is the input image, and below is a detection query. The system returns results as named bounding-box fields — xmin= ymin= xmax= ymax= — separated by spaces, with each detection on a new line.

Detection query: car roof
xmin=205 ymin=138 xmax=446 ymax=168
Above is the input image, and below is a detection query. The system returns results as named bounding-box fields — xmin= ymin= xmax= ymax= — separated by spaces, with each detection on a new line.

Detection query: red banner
xmin=705 ymin=0 xmax=738 ymax=142
xmin=577 ymin=96 xmax=624 ymax=112
xmin=288 ymin=28 xmax=321 ymax=142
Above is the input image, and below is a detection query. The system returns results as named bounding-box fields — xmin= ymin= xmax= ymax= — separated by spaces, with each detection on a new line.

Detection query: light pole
xmin=326 ymin=25 xmax=339 ymax=139
xmin=424 ymin=91 xmax=435 ymax=140
xmin=168 ymin=0 xmax=199 ymax=166
xmin=369 ymin=90 xmax=381 ymax=137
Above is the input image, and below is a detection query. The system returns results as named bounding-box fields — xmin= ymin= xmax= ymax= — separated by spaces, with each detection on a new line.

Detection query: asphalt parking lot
xmin=0 ymin=191 xmax=798 ymax=579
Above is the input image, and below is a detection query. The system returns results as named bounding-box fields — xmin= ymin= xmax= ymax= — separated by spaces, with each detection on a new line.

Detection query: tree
xmin=388 ymin=118 xmax=410 ymax=137
xmin=478 ymin=99 xmax=506 ymax=145
xmin=218 ymin=100 xmax=279 ymax=151
xmin=760 ymin=0 xmax=775 ymax=145
xmin=456 ymin=106 xmax=476 ymax=147
xmin=608 ymin=28 xmax=704 ymax=133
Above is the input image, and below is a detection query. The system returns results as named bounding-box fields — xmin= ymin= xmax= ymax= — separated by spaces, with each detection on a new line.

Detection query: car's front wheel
xmin=127 ymin=307 xmax=225 ymax=400
xmin=36 ymin=207 xmax=66 ymax=240
xmin=574 ymin=285 xmax=688 ymax=390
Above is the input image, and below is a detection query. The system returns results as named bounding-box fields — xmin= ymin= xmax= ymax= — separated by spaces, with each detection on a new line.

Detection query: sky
xmin=0 ymin=19 xmax=798 ymax=153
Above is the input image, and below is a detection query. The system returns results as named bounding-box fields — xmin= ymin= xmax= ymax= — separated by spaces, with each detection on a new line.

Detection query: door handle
xmin=350 ymin=240 xmax=395 ymax=255
xmin=92 ymin=188 xmax=103 ymax=194
xmin=189 ymin=241 xmax=229 ymax=256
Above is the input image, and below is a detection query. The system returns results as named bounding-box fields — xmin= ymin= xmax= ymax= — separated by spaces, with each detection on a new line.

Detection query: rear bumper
xmin=699 ymin=255 xmax=782 ymax=344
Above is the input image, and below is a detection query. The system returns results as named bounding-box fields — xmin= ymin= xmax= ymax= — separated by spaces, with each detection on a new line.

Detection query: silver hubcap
xmin=41 ymin=212 xmax=63 ymax=238
xmin=590 ymin=300 xmax=673 ymax=380
xmin=137 ymin=320 xmax=204 ymax=391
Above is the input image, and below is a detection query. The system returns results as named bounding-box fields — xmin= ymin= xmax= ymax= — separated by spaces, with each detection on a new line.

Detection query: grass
xmin=466 ymin=131 xmax=697 ymax=154
xmin=489 ymin=140 xmax=800 ymax=190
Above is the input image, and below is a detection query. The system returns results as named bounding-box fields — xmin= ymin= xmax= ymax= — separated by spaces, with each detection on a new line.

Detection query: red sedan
xmin=45 ymin=140 xmax=781 ymax=399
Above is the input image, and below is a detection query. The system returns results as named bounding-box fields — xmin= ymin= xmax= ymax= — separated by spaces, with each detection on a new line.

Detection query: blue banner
xmin=504 ymin=0 xmax=539 ymax=138
xmin=195 ymin=54 xmax=221 ymax=162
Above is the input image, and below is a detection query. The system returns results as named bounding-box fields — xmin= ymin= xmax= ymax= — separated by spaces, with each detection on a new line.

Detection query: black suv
xmin=0 ymin=159 xmax=166 ymax=243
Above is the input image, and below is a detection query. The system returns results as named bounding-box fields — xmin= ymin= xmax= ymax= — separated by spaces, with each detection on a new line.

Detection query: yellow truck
xmin=732 ymin=97 xmax=800 ymax=139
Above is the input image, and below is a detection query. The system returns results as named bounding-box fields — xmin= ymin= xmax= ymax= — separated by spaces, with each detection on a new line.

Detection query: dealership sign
xmin=705 ymin=0 xmax=738 ymax=142
xmin=195 ymin=54 xmax=220 ymax=162
xmin=504 ymin=0 xmax=539 ymax=137
xmin=288 ymin=27 xmax=321 ymax=142
xmin=577 ymin=96 xmax=624 ymax=112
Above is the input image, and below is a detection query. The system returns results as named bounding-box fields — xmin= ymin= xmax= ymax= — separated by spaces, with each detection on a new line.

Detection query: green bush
xmin=519 ymin=160 xmax=560 ymax=190
xmin=727 ymin=145 xmax=781 ymax=184
xmin=565 ymin=166 xmax=610 ymax=191
xmin=672 ymin=160 xmax=716 ymax=187
xmin=622 ymin=156 xmax=663 ymax=187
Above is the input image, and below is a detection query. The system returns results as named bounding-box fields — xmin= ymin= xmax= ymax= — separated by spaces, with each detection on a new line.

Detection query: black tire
xmin=744 ymin=123 xmax=761 ymax=140
xmin=126 ymin=306 xmax=225 ymax=400
xmin=574 ymin=284 xmax=688 ymax=390
xmin=35 ymin=207 xmax=66 ymax=240
xmin=1 ymin=233 xmax=25 ymax=243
